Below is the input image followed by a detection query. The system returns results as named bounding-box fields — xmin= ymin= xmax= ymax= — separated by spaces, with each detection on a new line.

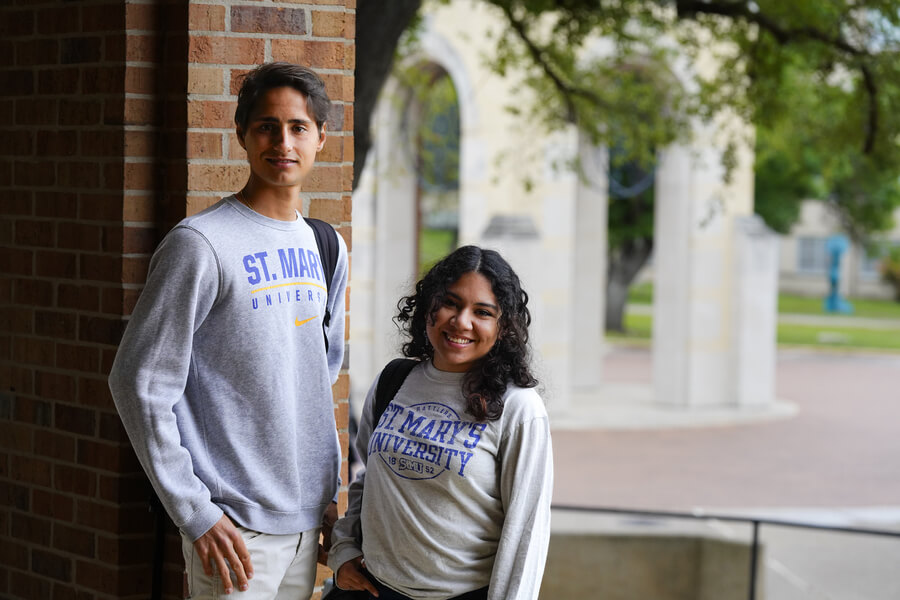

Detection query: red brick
xmin=78 ymin=438 xmax=129 ymax=473
xmin=14 ymin=396 xmax=51 ymax=427
xmin=83 ymin=3 xmax=125 ymax=32
xmin=75 ymin=498 xmax=120 ymax=534
xmin=309 ymin=197 xmax=350 ymax=223
xmin=15 ymin=38 xmax=58 ymax=66
xmin=58 ymin=284 xmax=100 ymax=312
xmin=0 ymin=307 xmax=34 ymax=337
xmin=122 ymin=226 xmax=156 ymax=254
xmin=61 ymin=37 xmax=103 ymax=64
xmin=74 ymin=560 xmax=117 ymax=595
xmin=13 ymin=278 xmax=53 ymax=307
xmin=122 ymin=256 xmax=150 ymax=285
xmin=37 ymin=5 xmax=79 ymax=35
xmin=33 ymin=429 xmax=76 ymax=462
xmin=105 ymin=32 xmax=127 ymax=61
xmin=10 ymin=455 xmax=52 ymax=487
xmin=188 ymin=35 xmax=264 ymax=65
xmin=11 ymin=513 xmax=51 ymax=546
xmin=79 ymin=316 xmax=124 ymax=346
xmin=80 ymin=253 xmax=118 ymax=283
xmin=123 ymin=65 xmax=156 ymax=95
xmin=189 ymin=4 xmax=226 ymax=31
xmin=1 ymin=536 xmax=29 ymax=571
xmin=124 ymin=130 xmax=155 ymax=158
xmin=0 ymin=69 xmax=34 ymax=96
xmin=312 ymin=10 xmax=350 ymax=37
xmin=79 ymin=194 xmax=122 ymax=222
xmin=0 ymin=9 xmax=35 ymax=37
xmin=301 ymin=165 xmax=342 ymax=193
xmin=38 ymin=67 xmax=80 ymax=94
xmin=14 ymin=219 xmax=55 ymax=248
xmin=98 ymin=473 xmax=151 ymax=505
xmin=125 ymin=32 xmax=158 ymax=62
xmin=55 ymin=465 xmax=98 ymax=498
xmin=81 ymin=130 xmax=123 ymax=157
xmin=59 ymin=161 xmax=101 ymax=190
xmin=55 ymin=403 xmax=96 ymax=437
xmin=187 ymin=99 xmax=236 ymax=129
xmin=32 ymin=548 xmax=72 ymax=582
xmin=9 ymin=572 xmax=53 ymax=600
xmin=59 ymin=99 xmax=102 ymax=126
xmin=97 ymin=413 xmax=127 ymax=444
xmin=84 ymin=66 xmax=126 ymax=95
xmin=123 ymin=161 xmax=154 ymax=191
xmin=12 ymin=336 xmax=54 ymax=366
xmin=34 ymin=191 xmax=77 ymax=219
xmin=32 ymin=489 xmax=74 ymax=521
xmin=124 ymin=97 xmax=155 ymax=126
xmin=58 ymin=222 xmax=101 ymax=252
xmin=231 ymin=6 xmax=307 ymax=35
xmin=186 ymin=132 xmax=222 ymax=159
xmin=36 ymin=130 xmax=78 ymax=157
xmin=35 ymin=370 xmax=77 ymax=402
xmin=57 ymin=342 xmax=101 ymax=373
xmin=0 ymin=247 xmax=33 ymax=277
xmin=98 ymin=533 xmax=154 ymax=566
xmin=13 ymin=160 xmax=52 ymax=187
xmin=53 ymin=523 xmax=96 ymax=558
xmin=17 ymin=397 xmax=53 ymax=428
xmin=188 ymin=164 xmax=246 ymax=192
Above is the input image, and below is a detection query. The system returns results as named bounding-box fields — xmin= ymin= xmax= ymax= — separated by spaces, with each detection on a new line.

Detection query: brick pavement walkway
xmin=551 ymin=346 xmax=900 ymax=515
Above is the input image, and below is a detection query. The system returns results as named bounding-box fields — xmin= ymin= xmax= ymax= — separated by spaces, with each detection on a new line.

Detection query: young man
xmin=109 ymin=63 xmax=347 ymax=598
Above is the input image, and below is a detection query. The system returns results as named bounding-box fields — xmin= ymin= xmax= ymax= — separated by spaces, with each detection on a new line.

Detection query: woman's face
xmin=426 ymin=271 xmax=501 ymax=373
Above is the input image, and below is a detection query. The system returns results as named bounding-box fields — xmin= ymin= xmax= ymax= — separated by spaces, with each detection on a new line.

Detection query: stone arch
xmin=349 ymin=26 xmax=478 ymax=419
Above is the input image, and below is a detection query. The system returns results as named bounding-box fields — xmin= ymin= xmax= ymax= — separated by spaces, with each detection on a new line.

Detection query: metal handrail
xmin=551 ymin=505 xmax=900 ymax=600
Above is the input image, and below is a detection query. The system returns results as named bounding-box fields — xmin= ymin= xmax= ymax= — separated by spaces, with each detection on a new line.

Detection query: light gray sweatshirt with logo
xmin=328 ymin=361 xmax=553 ymax=600
xmin=109 ymin=196 xmax=347 ymax=541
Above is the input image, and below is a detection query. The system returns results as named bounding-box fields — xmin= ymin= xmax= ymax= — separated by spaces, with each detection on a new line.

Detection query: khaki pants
xmin=181 ymin=526 xmax=320 ymax=600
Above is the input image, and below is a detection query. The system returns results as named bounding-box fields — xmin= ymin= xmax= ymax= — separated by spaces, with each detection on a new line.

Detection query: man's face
xmin=236 ymin=86 xmax=326 ymax=192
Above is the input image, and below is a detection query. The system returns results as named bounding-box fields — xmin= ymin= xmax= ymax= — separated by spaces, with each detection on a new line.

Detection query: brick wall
xmin=0 ymin=1 xmax=355 ymax=598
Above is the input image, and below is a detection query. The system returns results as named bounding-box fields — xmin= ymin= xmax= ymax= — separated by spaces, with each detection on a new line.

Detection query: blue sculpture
xmin=824 ymin=234 xmax=853 ymax=314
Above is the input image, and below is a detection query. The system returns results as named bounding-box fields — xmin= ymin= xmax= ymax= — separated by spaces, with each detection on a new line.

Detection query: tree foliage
xmin=354 ymin=0 xmax=900 ymax=320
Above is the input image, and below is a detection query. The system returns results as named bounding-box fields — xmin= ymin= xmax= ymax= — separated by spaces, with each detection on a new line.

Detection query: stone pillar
xmin=652 ymin=126 xmax=766 ymax=408
xmin=731 ymin=215 xmax=779 ymax=406
xmin=571 ymin=138 xmax=608 ymax=390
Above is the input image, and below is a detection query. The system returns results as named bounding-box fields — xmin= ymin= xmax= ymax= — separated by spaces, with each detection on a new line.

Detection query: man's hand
xmin=193 ymin=515 xmax=254 ymax=595
xmin=317 ymin=501 xmax=338 ymax=565
xmin=336 ymin=556 xmax=378 ymax=597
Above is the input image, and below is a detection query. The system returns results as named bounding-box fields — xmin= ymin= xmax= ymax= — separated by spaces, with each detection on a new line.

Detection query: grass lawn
xmin=608 ymin=313 xmax=900 ymax=353
xmin=627 ymin=282 xmax=900 ymax=320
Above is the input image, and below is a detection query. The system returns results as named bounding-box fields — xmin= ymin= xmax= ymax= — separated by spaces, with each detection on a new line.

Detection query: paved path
xmin=551 ymin=345 xmax=900 ymax=518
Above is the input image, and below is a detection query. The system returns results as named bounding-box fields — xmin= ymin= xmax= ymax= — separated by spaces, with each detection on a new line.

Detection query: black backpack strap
xmin=305 ymin=217 xmax=339 ymax=351
xmin=373 ymin=359 xmax=419 ymax=426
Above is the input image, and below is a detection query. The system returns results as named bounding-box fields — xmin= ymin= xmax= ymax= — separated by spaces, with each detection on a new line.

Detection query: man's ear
xmin=236 ymin=127 xmax=246 ymax=150
xmin=316 ymin=123 xmax=327 ymax=152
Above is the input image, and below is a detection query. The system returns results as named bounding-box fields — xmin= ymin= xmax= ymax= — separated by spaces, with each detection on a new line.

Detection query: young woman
xmin=328 ymin=245 xmax=553 ymax=600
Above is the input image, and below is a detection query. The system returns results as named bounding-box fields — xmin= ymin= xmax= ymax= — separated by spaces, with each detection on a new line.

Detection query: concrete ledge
xmin=549 ymin=382 xmax=798 ymax=430
xmin=540 ymin=532 xmax=760 ymax=600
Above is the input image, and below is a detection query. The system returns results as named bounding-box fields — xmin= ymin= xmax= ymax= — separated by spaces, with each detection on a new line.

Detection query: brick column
xmin=0 ymin=1 xmax=355 ymax=599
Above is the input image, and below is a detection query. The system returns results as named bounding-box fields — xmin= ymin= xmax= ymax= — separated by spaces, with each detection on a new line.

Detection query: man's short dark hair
xmin=234 ymin=62 xmax=332 ymax=133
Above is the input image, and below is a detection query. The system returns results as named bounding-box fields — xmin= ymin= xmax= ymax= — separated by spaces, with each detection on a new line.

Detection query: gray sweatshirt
xmin=109 ymin=196 xmax=347 ymax=541
xmin=328 ymin=361 xmax=553 ymax=600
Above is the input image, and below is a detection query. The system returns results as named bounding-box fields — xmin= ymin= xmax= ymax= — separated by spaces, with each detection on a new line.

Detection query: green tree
xmin=356 ymin=0 xmax=900 ymax=323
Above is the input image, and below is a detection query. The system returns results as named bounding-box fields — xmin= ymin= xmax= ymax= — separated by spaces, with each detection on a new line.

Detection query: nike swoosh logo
xmin=295 ymin=316 xmax=318 ymax=327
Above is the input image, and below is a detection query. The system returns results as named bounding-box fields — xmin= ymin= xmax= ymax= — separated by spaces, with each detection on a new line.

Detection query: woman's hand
xmin=336 ymin=556 xmax=379 ymax=597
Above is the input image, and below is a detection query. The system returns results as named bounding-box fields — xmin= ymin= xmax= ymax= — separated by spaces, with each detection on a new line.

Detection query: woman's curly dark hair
xmin=395 ymin=245 xmax=537 ymax=421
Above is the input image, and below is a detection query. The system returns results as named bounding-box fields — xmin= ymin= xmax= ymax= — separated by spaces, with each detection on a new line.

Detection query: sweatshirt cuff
xmin=327 ymin=541 xmax=363 ymax=574
xmin=182 ymin=503 xmax=225 ymax=542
